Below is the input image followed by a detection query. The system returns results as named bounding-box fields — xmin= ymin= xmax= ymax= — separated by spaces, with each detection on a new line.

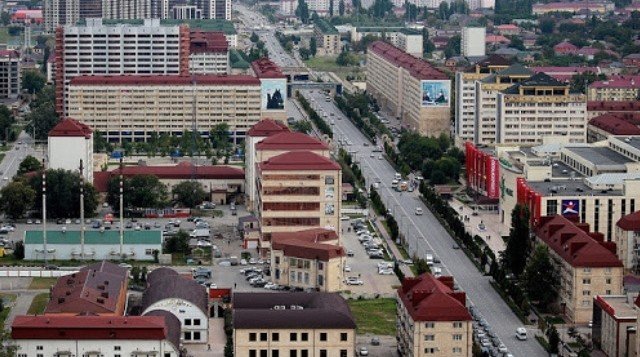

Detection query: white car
xmin=343 ymin=265 xmax=352 ymax=272
xmin=415 ymin=207 xmax=423 ymax=215
xmin=346 ymin=277 xmax=364 ymax=285
xmin=378 ymin=269 xmax=393 ymax=275
xmin=249 ymin=258 xmax=258 ymax=264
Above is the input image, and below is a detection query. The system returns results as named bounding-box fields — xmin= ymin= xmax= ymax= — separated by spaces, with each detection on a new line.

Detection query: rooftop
xmin=256 ymin=131 xmax=328 ymax=151
xmin=611 ymin=135 xmax=640 ymax=152
xmin=369 ymin=41 xmax=448 ymax=81
xmin=69 ymin=75 xmax=261 ymax=86
xmin=588 ymin=101 xmax=640 ymax=112
xmin=564 ymin=146 xmax=632 ymax=167
xmin=232 ymin=292 xmax=356 ymax=329
xmin=590 ymin=76 xmax=640 ymax=89
xmin=48 ymin=118 xmax=92 ymax=138
xmin=271 ymin=228 xmax=343 ymax=261
xmin=77 ymin=18 xmax=237 ymax=34
xmin=259 ymin=151 xmax=340 ymax=171
xmin=594 ymin=295 xmax=638 ymax=320
xmin=141 ymin=274 xmax=208 ymax=315
xmin=398 ymin=274 xmax=471 ymax=322
xmin=617 ymin=211 xmax=640 ymax=231
xmin=190 ymin=30 xmax=228 ymax=53
xmin=589 ymin=112 xmax=640 ymax=136
xmin=503 ymin=72 xmax=570 ymax=94
xmin=246 ymin=118 xmax=289 ymax=137
xmin=535 ymin=215 xmax=623 ymax=268
xmin=25 ymin=230 xmax=162 ymax=245
xmin=251 ymin=58 xmax=286 ymax=79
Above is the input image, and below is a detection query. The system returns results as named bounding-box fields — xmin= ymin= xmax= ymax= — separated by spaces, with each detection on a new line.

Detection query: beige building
xmin=588 ymin=76 xmax=640 ymax=102
xmin=615 ymin=211 xmax=640 ymax=273
xmin=454 ymin=55 xmax=510 ymax=145
xmin=233 ymin=292 xmax=356 ymax=357
xmin=592 ymin=294 xmax=638 ymax=357
xmin=314 ymin=18 xmax=340 ymax=56
xmin=535 ymin=215 xmax=624 ymax=324
xmin=270 ymin=228 xmax=345 ymax=292
xmin=367 ymin=41 xmax=450 ymax=137
xmin=397 ymin=273 xmax=472 ymax=356
xmin=497 ymin=72 xmax=587 ymax=145
xmin=66 ymin=75 xmax=262 ymax=143
xmin=256 ymin=151 xmax=341 ymax=257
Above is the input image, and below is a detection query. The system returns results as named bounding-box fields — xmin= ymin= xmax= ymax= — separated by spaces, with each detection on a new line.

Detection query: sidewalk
xmin=450 ymin=197 xmax=506 ymax=255
xmin=371 ymin=217 xmax=414 ymax=278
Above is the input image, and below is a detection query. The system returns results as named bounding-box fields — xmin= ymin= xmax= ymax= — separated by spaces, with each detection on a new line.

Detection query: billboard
xmin=561 ymin=199 xmax=580 ymax=217
xmin=421 ymin=80 xmax=451 ymax=107
xmin=485 ymin=156 xmax=500 ymax=199
xmin=261 ymin=79 xmax=286 ymax=111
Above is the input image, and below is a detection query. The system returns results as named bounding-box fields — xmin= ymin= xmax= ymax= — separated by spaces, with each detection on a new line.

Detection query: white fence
xmin=0 ymin=269 xmax=79 ymax=278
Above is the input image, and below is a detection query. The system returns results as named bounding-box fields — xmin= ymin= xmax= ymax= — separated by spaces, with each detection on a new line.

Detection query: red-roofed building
xmin=587 ymin=112 xmax=640 ymax=142
xmin=397 ymin=273 xmax=472 ymax=356
xmin=11 ymin=9 xmax=43 ymax=24
xmin=270 ymin=228 xmax=345 ymax=292
xmin=189 ymin=31 xmax=229 ymax=75
xmin=588 ymin=76 xmax=640 ymax=102
xmin=535 ymin=215 xmax=623 ymax=323
xmin=554 ymin=41 xmax=579 ymax=56
xmin=615 ymin=211 xmax=640 ymax=272
xmin=531 ymin=66 xmax=601 ymax=83
xmin=367 ymin=41 xmax=450 ymax=137
xmin=533 ymin=1 xmax=614 ymax=15
xmin=250 ymin=58 xmax=287 ymax=121
xmin=11 ymin=314 xmax=181 ymax=357
xmin=485 ymin=34 xmax=511 ymax=46
xmin=591 ymin=294 xmax=637 ymax=357
xmin=495 ymin=24 xmax=520 ymax=36
xmin=47 ymin=118 xmax=94 ymax=182
xmin=588 ymin=101 xmax=640 ymax=119
xmin=251 ymin=58 xmax=286 ymax=79
xmin=623 ymin=53 xmax=640 ymax=68
xmin=256 ymin=151 xmax=342 ymax=257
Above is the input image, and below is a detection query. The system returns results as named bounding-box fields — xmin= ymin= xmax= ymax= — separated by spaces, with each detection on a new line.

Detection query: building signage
xmin=486 ymin=157 xmax=500 ymax=198
xmin=261 ymin=78 xmax=286 ymax=111
xmin=421 ymin=80 xmax=451 ymax=107
xmin=561 ymin=199 xmax=580 ymax=217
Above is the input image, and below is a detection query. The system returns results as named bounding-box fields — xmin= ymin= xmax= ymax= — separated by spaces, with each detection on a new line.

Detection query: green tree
xmin=539 ymin=18 xmax=555 ymax=34
xmin=329 ymin=0 xmax=334 ymax=16
xmin=172 ymin=181 xmax=207 ymax=208
xmin=164 ymin=230 xmax=190 ymax=254
xmin=570 ymin=71 xmax=606 ymax=94
xmin=210 ymin=123 xmax=231 ymax=152
xmin=503 ymin=204 xmax=531 ymax=276
xmin=250 ymin=32 xmax=259 ymax=43
xmin=28 ymin=169 xmax=99 ymax=219
xmin=22 ymin=70 xmax=46 ymax=94
xmin=0 ymin=105 xmax=14 ymax=142
xmin=438 ymin=1 xmax=449 ymax=19
xmin=25 ymin=86 xmax=59 ymax=140
xmin=0 ymin=181 xmax=36 ymax=218
xmin=18 ymin=155 xmax=42 ymax=175
xmin=141 ymin=266 xmax=148 ymax=282
xmin=422 ymin=27 xmax=435 ymax=55
xmin=13 ymin=241 xmax=24 ymax=260
xmin=0 ymin=12 xmax=10 ymax=25
xmin=547 ymin=325 xmax=560 ymax=354
xmin=0 ymin=331 xmax=18 ymax=356
xmin=339 ymin=0 xmax=345 ymax=15
xmin=131 ymin=266 xmax=141 ymax=284
xmin=291 ymin=120 xmax=313 ymax=134
xmin=444 ymin=35 xmax=461 ymax=58
xmin=107 ymin=174 xmax=168 ymax=209
xmin=309 ymin=37 xmax=317 ymax=56
xmin=296 ymin=0 xmax=310 ymax=23
xmin=523 ymin=245 xmax=559 ymax=308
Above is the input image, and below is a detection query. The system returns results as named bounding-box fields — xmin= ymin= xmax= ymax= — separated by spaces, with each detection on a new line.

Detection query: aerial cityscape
xmin=0 ymin=0 xmax=639 ymax=355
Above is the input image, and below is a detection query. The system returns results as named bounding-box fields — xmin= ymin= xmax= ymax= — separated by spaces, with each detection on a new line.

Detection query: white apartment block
xmin=189 ymin=52 xmax=228 ymax=74
xmin=0 ymin=50 xmax=21 ymax=99
xmin=461 ymin=27 xmax=486 ymax=57
xmin=102 ymin=0 xmax=153 ymax=19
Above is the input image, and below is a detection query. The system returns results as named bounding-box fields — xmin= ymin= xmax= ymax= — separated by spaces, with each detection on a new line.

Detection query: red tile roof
xmin=616 ymin=211 xmax=640 ymax=231
xmin=48 ymin=118 xmax=92 ymax=138
xmin=0 ymin=50 xmax=20 ymax=58
xmin=486 ymin=35 xmax=511 ymax=44
xmin=11 ymin=315 xmax=169 ymax=341
xmin=69 ymin=75 xmax=261 ymax=86
xmin=368 ymin=41 xmax=448 ymax=81
xmin=246 ymin=118 xmax=290 ymax=137
xmin=535 ymin=215 xmax=623 ymax=268
xmin=398 ymin=274 xmax=471 ymax=322
xmin=255 ymin=131 xmax=328 ymax=151
xmin=589 ymin=112 xmax=640 ymax=136
xmin=588 ymin=101 xmax=640 ymax=112
xmin=259 ymin=151 xmax=340 ymax=171
xmin=190 ymin=30 xmax=228 ymax=53
xmin=271 ymin=228 xmax=339 ymax=243
xmin=251 ymin=57 xmax=286 ymax=79
xmin=590 ymin=76 xmax=640 ymax=89
xmin=272 ymin=228 xmax=344 ymax=261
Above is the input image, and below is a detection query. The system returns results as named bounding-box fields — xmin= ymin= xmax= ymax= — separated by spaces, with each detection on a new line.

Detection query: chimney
xmin=590 ymin=232 xmax=604 ymax=243
xmin=437 ymin=276 xmax=454 ymax=290
xmin=450 ymin=291 xmax=467 ymax=307
xmin=410 ymin=290 xmax=430 ymax=306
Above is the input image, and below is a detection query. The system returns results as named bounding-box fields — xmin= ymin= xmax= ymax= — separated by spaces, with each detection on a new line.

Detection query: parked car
xmin=358 ymin=347 xmax=369 ymax=356
xmin=345 ymin=277 xmax=364 ymax=285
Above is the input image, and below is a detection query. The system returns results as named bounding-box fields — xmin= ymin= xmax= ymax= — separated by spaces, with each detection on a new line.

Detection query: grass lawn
xmin=0 ymin=293 xmax=17 ymax=329
xmin=304 ymin=55 xmax=365 ymax=81
xmin=348 ymin=298 xmax=397 ymax=335
xmin=27 ymin=293 xmax=50 ymax=315
xmin=29 ymin=277 xmax=58 ymax=290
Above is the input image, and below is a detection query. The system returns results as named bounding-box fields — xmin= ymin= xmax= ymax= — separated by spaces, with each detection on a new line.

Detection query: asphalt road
xmin=0 ymin=131 xmax=41 ymax=189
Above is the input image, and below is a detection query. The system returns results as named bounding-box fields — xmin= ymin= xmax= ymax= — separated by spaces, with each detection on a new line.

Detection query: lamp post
xmin=79 ymin=159 xmax=85 ymax=261
xmin=41 ymin=159 xmax=47 ymax=265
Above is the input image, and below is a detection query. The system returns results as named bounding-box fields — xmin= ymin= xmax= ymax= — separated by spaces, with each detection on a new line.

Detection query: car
xmin=370 ymin=153 xmax=375 ymax=158
xmin=35 ymin=219 xmax=41 ymax=224
xmin=74 ymin=219 xmax=81 ymax=224
xmin=378 ymin=269 xmax=393 ymax=275
xmin=370 ymin=337 xmax=380 ymax=346
xmin=478 ymin=223 xmax=486 ymax=231
xmin=125 ymin=222 xmax=133 ymax=228
xmin=249 ymin=258 xmax=258 ymax=264
xmin=346 ymin=277 xmax=364 ymax=285
xmin=56 ymin=218 xmax=64 ymax=224
xmin=26 ymin=219 xmax=33 ymax=224
xmin=240 ymin=259 xmax=248 ymax=266
xmin=475 ymin=332 xmax=487 ymax=339
xmin=65 ymin=219 xmax=71 ymax=224
xmin=452 ymin=244 xmax=460 ymax=249
xmin=480 ymin=339 xmax=491 ymax=348
xmin=358 ymin=347 xmax=369 ymax=356
xmin=415 ymin=207 xmax=423 ymax=215
xmin=378 ymin=155 xmax=383 ymax=160
xmin=44 ymin=265 xmax=59 ymax=270
xmin=498 ymin=344 xmax=508 ymax=353
xmin=343 ymin=265 xmax=352 ymax=272
xmin=515 ymin=327 xmax=527 ymax=340
xmin=118 ymin=263 xmax=132 ymax=269
xmin=347 ymin=250 xmax=354 ymax=257
xmin=264 ymin=282 xmax=277 ymax=289
xmin=154 ymin=222 xmax=161 ymax=228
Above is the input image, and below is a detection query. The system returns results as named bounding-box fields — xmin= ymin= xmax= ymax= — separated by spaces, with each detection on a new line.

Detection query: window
xmin=290 ymin=333 xmax=297 ymax=341
xmin=301 ymin=333 xmax=308 ymax=341
xmin=193 ymin=319 xmax=201 ymax=326
xmin=184 ymin=331 xmax=192 ymax=340
xmin=115 ymin=355 xmax=121 ymax=357
xmin=290 ymin=351 xmax=297 ymax=357
xmin=37 ymin=346 xmax=44 ymax=351
xmin=275 ymin=257 xmax=280 ymax=264
xmin=424 ymin=334 xmax=435 ymax=341
xmin=583 ymin=290 xmax=591 ymax=296
xmin=185 ymin=319 xmax=192 ymax=326
xmin=583 ymin=268 xmax=591 ymax=273
xmin=424 ymin=348 xmax=436 ymax=354
xmin=260 ymin=333 xmax=268 ymax=341
xmin=453 ymin=347 xmax=463 ymax=353
xmin=340 ymin=350 xmax=347 ymax=357
xmin=164 ymin=354 xmax=171 ymax=357
xmin=145 ymin=248 xmax=153 ymax=255
xmin=193 ymin=332 xmax=201 ymax=340
xmin=37 ymin=355 xmax=43 ymax=357
xmin=272 ymin=351 xmax=280 ymax=357
xmin=425 ymin=322 xmax=435 ymax=328
xmin=582 ymin=279 xmax=591 ymax=284
xmin=340 ymin=332 xmax=348 ymax=341
xmin=249 ymin=333 xmax=257 ymax=341
xmin=453 ymin=322 xmax=463 ymax=328
xmin=114 ymin=347 xmax=121 ymax=351
xmin=261 ymin=350 xmax=268 ymax=357
xmin=320 ymin=332 xmax=327 ymax=341
xmin=320 ymin=351 xmax=327 ymax=357
xmin=606 ymin=278 xmax=612 ymax=284
xmin=272 ymin=333 xmax=280 ymax=341
xmin=300 ymin=351 xmax=308 ymax=357
xmin=453 ymin=334 xmax=463 ymax=340
xmin=318 ymin=275 xmax=324 ymax=286
xmin=249 ymin=350 xmax=257 ymax=357
xmin=318 ymin=262 xmax=324 ymax=270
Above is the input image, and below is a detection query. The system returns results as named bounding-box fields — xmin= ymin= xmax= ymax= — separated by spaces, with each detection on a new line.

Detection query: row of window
xmin=424 ymin=322 xmax=465 ymax=328
xmin=249 ymin=350 xmax=347 ymax=357
xmin=424 ymin=334 xmax=464 ymax=341
xmin=424 ymin=347 xmax=463 ymax=354
xmin=248 ymin=332 xmax=348 ymax=343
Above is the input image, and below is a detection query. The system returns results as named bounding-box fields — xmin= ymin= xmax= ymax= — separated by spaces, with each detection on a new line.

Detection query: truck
xmin=190 ymin=228 xmax=210 ymax=238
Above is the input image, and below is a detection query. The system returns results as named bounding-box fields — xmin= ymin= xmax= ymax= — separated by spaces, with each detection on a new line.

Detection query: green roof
xmin=25 ymin=230 xmax=162 ymax=245
xmin=399 ymin=28 xmax=421 ymax=35
xmin=76 ymin=19 xmax=237 ymax=34
xmin=229 ymin=49 xmax=250 ymax=69
xmin=315 ymin=18 xmax=338 ymax=35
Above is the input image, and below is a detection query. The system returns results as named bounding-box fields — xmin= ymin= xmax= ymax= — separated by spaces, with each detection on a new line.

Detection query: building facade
xmin=233 ymin=292 xmax=357 ymax=357
xmin=615 ymin=211 xmax=640 ymax=273
xmin=461 ymin=27 xmax=486 ymax=57
xmin=189 ymin=31 xmax=229 ymax=75
xmin=532 ymin=1 xmax=614 ymax=15
xmin=0 ymin=50 xmax=21 ymax=100
xmin=251 ymin=58 xmax=287 ymax=121
xmin=592 ymin=294 xmax=638 ymax=357
xmin=397 ymin=274 xmax=473 ymax=356
xmin=367 ymin=41 xmax=450 ymax=137
xmin=588 ymin=76 xmax=640 ymax=102
xmin=314 ymin=19 xmax=340 ymax=56
xmin=48 ymin=118 xmax=94 ymax=182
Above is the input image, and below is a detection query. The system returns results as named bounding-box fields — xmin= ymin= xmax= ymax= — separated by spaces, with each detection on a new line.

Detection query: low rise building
xmin=314 ymin=18 xmax=340 ymax=56
xmin=270 ymin=228 xmax=345 ymax=292
xmin=0 ymin=50 xmax=20 ymax=100
xmin=232 ymin=292 xmax=357 ymax=357
xmin=24 ymin=231 xmax=162 ymax=261
xmin=592 ymin=294 xmax=638 ymax=357
xmin=535 ymin=215 xmax=624 ymax=324
xmin=588 ymin=101 xmax=640 ymax=119
xmin=588 ymin=76 xmax=640 ymax=102
xmin=396 ymin=273 xmax=473 ymax=356
xmin=238 ymin=215 xmax=260 ymax=249
xmin=11 ymin=314 xmax=182 ymax=357
xmin=532 ymin=1 xmax=614 ymax=15
xmin=615 ymin=211 xmax=640 ymax=273
xmin=48 ymin=118 xmax=94 ymax=182
xmin=367 ymin=41 xmax=450 ymax=137
xmin=587 ymin=112 xmax=640 ymax=142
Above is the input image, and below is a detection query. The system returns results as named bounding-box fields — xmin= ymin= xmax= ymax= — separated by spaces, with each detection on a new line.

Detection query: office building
xmin=461 ymin=27 xmax=486 ymax=57
xmin=588 ymin=76 xmax=640 ymax=102
xmin=367 ymin=41 xmax=450 ymax=137
xmin=196 ymin=0 xmax=232 ymax=20
xmin=256 ymin=151 xmax=341 ymax=257
xmin=189 ymin=30 xmax=229 ymax=75
xmin=397 ymin=273 xmax=473 ymax=356
xmin=48 ymin=118 xmax=94 ymax=182
xmin=314 ymin=18 xmax=340 ymax=56
xmin=0 ymin=50 xmax=20 ymax=100
xmin=592 ymin=294 xmax=638 ymax=357
xmin=232 ymin=292 xmax=357 ymax=357
xmin=454 ymin=55 xmax=510 ymax=144
xmin=535 ymin=215 xmax=623 ymax=324
xmin=270 ymin=228 xmax=345 ymax=292
xmin=66 ymin=75 xmax=262 ymax=142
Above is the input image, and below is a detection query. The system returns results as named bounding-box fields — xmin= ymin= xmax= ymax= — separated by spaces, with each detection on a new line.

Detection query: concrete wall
xmin=234 ymin=328 xmax=355 ymax=357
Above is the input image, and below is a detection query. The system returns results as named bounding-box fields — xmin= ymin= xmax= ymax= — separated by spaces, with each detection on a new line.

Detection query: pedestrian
xmin=234 ymin=282 xmax=237 ymax=289
xmin=208 ymin=345 xmax=211 ymax=351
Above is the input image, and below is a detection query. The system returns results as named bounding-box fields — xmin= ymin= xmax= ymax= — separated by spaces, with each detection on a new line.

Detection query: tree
xmin=570 ymin=71 xmax=606 ymax=94
xmin=131 ymin=266 xmax=141 ymax=284
xmin=438 ymin=2 xmax=449 ymax=20
xmin=28 ymin=169 xmax=99 ymax=219
xmin=296 ymin=0 xmax=310 ymax=23
xmin=13 ymin=241 xmax=25 ymax=260
xmin=329 ymin=0 xmax=334 ymax=16
xmin=250 ymin=32 xmax=259 ymax=43
xmin=172 ymin=181 xmax=207 ymax=208
xmin=547 ymin=325 xmax=560 ymax=354
xmin=503 ymin=204 xmax=531 ymax=276
xmin=22 ymin=70 xmax=46 ymax=94
xmin=291 ymin=120 xmax=312 ymax=134
xmin=210 ymin=123 xmax=231 ymax=152
xmin=539 ymin=18 xmax=555 ymax=34
xmin=444 ymin=35 xmax=461 ymax=58
xmin=309 ymin=37 xmax=317 ymax=56
xmin=25 ymin=86 xmax=59 ymax=140
xmin=0 ymin=105 xmax=14 ymax=142
xmin=422 ymin=27 xmax=435 ymax=56
xmin=18 ymin=155 xmax=42 ymax=175
xmin=141 ymin=266 xmax=148 ymax=283
xmin=0 ymin=12 xmax=10 ymax=25
xmin=339 ymin=0 xmax=345 ymax=16
xmin=0 ymin=181 xmax=36 ymax=219
xmin=523 ymin=245 xmax=559 ymax=309
xmin=107 ymin=174 xmax=168 ymax=210
xmin=299 ymin=47 xmax=311 ymax=60
xmin=164 ymin=230 xmax=190 ymax=254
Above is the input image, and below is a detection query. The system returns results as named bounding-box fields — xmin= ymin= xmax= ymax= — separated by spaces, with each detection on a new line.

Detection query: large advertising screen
xmin=261 ymin=79 xmax=286 ymax=111
xmin=421 ymin=80 xmax=451 ymax=107
xmin=561 ymin=199 xmax=580 ymax=217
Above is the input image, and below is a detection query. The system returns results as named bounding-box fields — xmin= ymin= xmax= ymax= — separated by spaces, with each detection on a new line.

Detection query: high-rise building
xmin=189 ymin=30 xmax=229 ymax=75
xmin=102 ymin=0 xmax=154 ymax=20
xmin=461 ymin=27 xmax=486 ymax=57
xmin=196 ymin=0 xmax=231 ymax=20
xmin=0 ymin=50 xmax=21 ymax=100
xmin=171 ymin=5 xmax=202 ymax=19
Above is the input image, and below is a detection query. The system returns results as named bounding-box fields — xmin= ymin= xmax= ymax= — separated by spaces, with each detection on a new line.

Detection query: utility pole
xmin=79 ymin=159 xmax=85 ymax=261
xmin=119 ymin=158 xmax=124 ymax=259
xmin=41 ymin=159 xmax=47 ymax=265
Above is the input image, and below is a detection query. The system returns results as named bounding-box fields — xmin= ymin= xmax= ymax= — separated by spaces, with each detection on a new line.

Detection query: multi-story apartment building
xmin=55 ymin=18 xmax=188 ymax=114
xmin=189 ymin=30 xmax=229 ymax=75
xmin=314 ymin=18 xmax=340 ymax=56
xmin=66 ymin=75 xmax=262 ymax=142
xmin=270 ymin=228 xmax=345 ymax=292
xmin=102 ymin=0 xmax=154 ymax=20
xmin=615 ymin=211 xmax=640 ymax=273
xmin=233 ymin=292 xmax=356 ymax=357
xmin=0 ymin=50 xmax=20 ymax=100
xmin=587 ymin=112 xmax=640 ymax=143
xmin=535 ymin=215 xmax=623 ymax=324
xmin=256 ymin=151 xmax=341 ymax=257
xmin=588 ymin=76 xmax=640 ymax=102
xmin=48 ymin=118 xmax=94 ymax=182
xmin=592 ymin=294 xmax=638 ymax=357
xmin=196 ymin=0 xmax=231 ymax=20
xmin=349 ymin=27 xmax=422 ymax=57
xmin=496 ymin=72 xmax=587 ymax=145
xmin=461 ymin=27 xmax=486 ymax=57
xmin=367 ymin=41 xmax=450 ymax=137
xmin=454 ymin=55 xmax=510 ymax=145
xmin=397 ymin=273 xmax=473 ymax=356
